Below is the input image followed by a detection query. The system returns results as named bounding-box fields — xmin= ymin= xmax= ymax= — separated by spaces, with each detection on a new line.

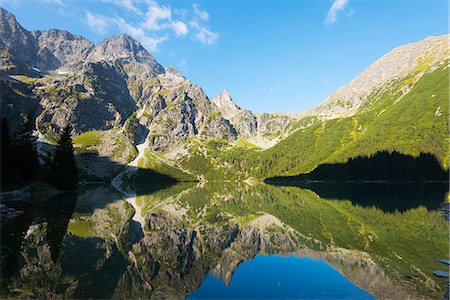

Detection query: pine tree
xmin=1 ymin=118 xmax=11 ymax=185
xmin=17 ymin=115 xmax=39 ymax=181
xmin=50 ymin=124 xmax=78 ymax=190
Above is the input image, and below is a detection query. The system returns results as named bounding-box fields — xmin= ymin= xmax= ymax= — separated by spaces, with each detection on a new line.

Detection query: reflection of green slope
xmin=67 ymin=185 xmax=134 ymax=239
xmin=3 ymin=182 xmax=447 ymax=299
xmin=136 ymin=182 xmax=197 ymax=218
xmin=66 ymin=182 xmax=448 ymax=298
xmin=170 ymin=183 xmax=448 ymax=298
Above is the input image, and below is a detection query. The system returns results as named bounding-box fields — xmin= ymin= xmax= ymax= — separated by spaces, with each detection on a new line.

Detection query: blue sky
xmin=1 ymin=0 xmax=448 ymax=113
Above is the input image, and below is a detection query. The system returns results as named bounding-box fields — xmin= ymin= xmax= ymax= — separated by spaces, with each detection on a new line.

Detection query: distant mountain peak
xmin=165 ymin=65 xmax=183 ymax=77
xmin=32 ymin=28 xmax=94 ymax=71
xmin=88 ymin=34 xmax=148 ymax=61
xmin=293 ymin=34 xmax=450 ymax=120
xmin=0 ymin=6 xmax=38 ymax=66
xmin=0 ymin=6 xmax=13 ymax=19
xmin=212 ymin=89 xmax=241 ymax=119
xmin=85 ymin=34 xmax=165 ymax=77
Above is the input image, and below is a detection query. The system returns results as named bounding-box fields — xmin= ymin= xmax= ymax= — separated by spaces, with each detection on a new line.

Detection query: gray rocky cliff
xmin=0 ymin=7 xmax=38 ymax=66
xmin=82 ymin=34 xmax=165 ymax=79
xmin=32 ymin=29 xmax=94 ymax=71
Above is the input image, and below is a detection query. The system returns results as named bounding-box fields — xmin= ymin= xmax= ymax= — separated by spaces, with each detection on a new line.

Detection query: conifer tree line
xmin=297 ymin=151 xmax=449 ymax=181
xmin=0 ymin=115 xmax=78 ymax=190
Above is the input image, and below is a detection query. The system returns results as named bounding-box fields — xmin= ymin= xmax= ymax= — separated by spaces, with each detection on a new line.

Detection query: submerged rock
xmin=438 ymin=203 xmax=450 ymax=220
xmin=439 ymin=259 xmax=450 ymax=266
xmin=0 ymin=203 xmax=23 ymax=224
xmin=433 ymin=271 xmax=449 ymax=278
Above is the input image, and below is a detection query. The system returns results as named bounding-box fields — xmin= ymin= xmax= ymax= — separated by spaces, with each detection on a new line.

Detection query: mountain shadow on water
xmin=269 ymin=181 xmax=448 ymax=213
xmin=266 ymin=151 xmax=449 ymax=182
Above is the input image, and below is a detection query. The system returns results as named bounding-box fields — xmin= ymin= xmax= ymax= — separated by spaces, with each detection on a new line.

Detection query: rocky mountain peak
xmin=85 ymin=34 xmax=165 ymax=77
xmin=165 ymin=65 xmax=182 ymax=77
xmin=300 ymin=34 xmax=450 ymax=120
xmin=212 ymin=89 xmax=241 ymax=119
xmin=158 ymin=65 xmax=186 ymax=89
xmin=0 ymin=7 xmax=38 ymax=66
xmin=0 ymin=6 xmax=15 ymax=24
xmin=31 ymin=29 xmax=94 ymax=71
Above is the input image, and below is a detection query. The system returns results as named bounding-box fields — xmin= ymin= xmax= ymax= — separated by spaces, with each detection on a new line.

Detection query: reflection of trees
xmin=8 ymin=222 xmax=78 ymax=299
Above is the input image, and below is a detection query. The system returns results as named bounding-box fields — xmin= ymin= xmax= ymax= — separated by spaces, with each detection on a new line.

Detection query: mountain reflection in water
xmin=187 ymin=254 xmax=374 ymax=299
xmin=0 ymin=181 xmax=448 ymax=299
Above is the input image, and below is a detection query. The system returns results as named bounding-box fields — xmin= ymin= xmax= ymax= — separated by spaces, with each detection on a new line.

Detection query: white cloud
xmin=174 ymin=8 xmax=189 ymax=19
xmin=324 ymin=0 xmax=348 ymax=25
xmin=140 ymin=1 xmax=188 ymax=37
xmin=116 ymin=17 xmax=168 ymax=51
xmin=116 ymin=18 xmax=145 ymax=37
xmin=190 ymin=21 xmax=218 ymax=45
xmin=189 ymin=3 xmax=218 ymax=45
xmin=39 ymin=0 xmax=64 ymax=5
xmin=100 ymin=0 xmax=142 ymax=15
xmin=194 ymin=27 xmax=218 ymax=45
xmin=193 ymin=3 xmax=209 ymax=21
xmin=86 ymin=11 xmax=111 ymax=35
xmin=141 ymin=1 xmax=172 ymax=30
xmin=171 ymin=20 xmax=189 ymax=37
xmin=140 ymin=35 xmax=168 ymax=52
xmin=85 ymin=0 xmax=217 ymax=51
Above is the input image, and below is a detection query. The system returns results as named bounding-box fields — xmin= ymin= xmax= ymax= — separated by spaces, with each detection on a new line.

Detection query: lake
xmin=1 ymin=181 xmax=448 ymax=299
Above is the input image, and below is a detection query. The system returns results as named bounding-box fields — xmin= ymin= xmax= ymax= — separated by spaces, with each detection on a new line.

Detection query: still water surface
xmin=188 ymin=255 xmax=374 ymax=299
xmin=1 ymin=181 xmax=448 ymax=299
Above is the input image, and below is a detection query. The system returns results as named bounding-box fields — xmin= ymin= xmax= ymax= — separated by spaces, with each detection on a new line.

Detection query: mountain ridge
xmin=0 ymin=6 xmax=447 ymax=181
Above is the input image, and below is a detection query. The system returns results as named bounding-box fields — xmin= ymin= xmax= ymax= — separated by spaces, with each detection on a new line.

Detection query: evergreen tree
xmin=17 ymin=115 xmax=39 ymax=181
xmin=50 ymin=124 xmax=78 ymax=190
xmin=1 ymin=118 xmax=11 ymax=185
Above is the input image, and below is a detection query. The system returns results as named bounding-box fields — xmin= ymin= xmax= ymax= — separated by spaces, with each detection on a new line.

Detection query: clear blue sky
xmin=1 ymin=0 xmax=448 ymax=113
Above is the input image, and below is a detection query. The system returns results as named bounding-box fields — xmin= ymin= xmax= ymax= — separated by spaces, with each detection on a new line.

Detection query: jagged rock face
xmin=158 ymin=65 xmax=186 ymax=89
xmin=84 ymin=34 xmax=164 ymax=79
xmin=0 ymin=7 xmax=38 ymax=66
xmin=212 ymin=90 xmax=300 ymax=141
xmin=212 ymin=89 xmax=241 ymax=119
xmin=256 ymin=113 xmax=291 ymax=136
xmin=0 ymin=8 xmax=238 ymax=150
xmin=309 ymin=34 xmax=449 ymax=119
xmin=212 ymin=90 xmax=258 ymax=137
xmin=2 ymin=6 xmax=447 ymax=156
xmin=140 ymin=81 xmax=237 ymax=151
xmin=0 ymin=75 xmax=40 ymax=132
xmin=35 ymin=61 xmax=136 ymax=135
xmin=0 ymin=46 xmax=41 ymax=77
xmin=32 ymin=29 xmax=94 ymax=71
xmin=0 ymin=7 xmax=292 ymax=151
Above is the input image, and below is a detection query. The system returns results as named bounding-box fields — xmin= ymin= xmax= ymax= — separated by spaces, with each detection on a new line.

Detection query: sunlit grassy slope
xmin=69 ymin=61 xmax=448 ymax=181
xmin=179 ymin=62 xmax=449 ymax=179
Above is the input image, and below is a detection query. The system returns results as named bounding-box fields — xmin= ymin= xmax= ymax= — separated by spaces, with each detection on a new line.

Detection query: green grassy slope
xmin=177 ymin=62 xmax=449 ymax=180
xmin=137 ymin=149 xmax=197 ymax=182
